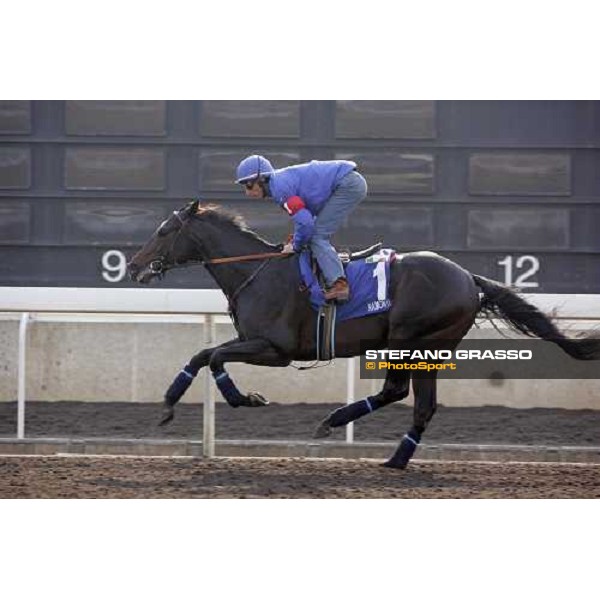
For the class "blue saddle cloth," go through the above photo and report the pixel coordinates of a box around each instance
[298,249,396,322]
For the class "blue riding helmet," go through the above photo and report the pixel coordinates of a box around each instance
[235,155,274,184]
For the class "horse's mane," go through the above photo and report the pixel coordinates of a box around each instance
[194,203,277,249]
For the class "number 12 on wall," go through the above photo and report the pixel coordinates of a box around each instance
[497,255,540,288]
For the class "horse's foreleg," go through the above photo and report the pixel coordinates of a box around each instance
[314,371,410,438]
[209,338,290,407]
[383,374,437,469]
[160,338,242,425]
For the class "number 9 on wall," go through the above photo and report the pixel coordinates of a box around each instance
[101,250,127,283]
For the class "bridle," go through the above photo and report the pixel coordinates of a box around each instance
[146,209,293,316]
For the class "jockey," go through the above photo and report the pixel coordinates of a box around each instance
[235,155,368,302]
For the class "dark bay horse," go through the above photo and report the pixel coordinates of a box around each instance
[128,200,600,469]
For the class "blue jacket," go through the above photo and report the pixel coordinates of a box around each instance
[268,159,357,251]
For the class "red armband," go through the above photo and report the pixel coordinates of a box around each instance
[283,196,306,216]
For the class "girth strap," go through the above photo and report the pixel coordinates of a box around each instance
[316,303,337,362]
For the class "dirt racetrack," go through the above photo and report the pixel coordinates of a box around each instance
[1,401,599,445]
[1,402,599,498]
[1,455,599,498]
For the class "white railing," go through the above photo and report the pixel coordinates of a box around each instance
[0,287,358,453]
[1,288,228,455]
[1,287,599,456]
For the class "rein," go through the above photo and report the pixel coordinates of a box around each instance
[149,244,293,274]
[151,209,292,272]
[148,215,295,327]
[206,251,292,265]
[206,252,291,332]
[152,247,294,329]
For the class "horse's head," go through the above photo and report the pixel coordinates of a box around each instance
[128,200,201,284]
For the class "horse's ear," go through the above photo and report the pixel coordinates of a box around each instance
[187,199,200,215]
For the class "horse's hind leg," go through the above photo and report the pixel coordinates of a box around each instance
[383,374,437,469]
[381,321,473,468]
[314,370,410,438]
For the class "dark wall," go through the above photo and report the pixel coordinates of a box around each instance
[1,100,599,291]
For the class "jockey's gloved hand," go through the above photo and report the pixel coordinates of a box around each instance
[281,242,295,254]
[276,234,294,252]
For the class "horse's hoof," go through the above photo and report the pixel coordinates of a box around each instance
[158,406,174,426]
[381,459,408,470]
[313,420,332,439]
[247,392,269,407]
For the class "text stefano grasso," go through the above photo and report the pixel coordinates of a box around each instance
[364,349,533,361]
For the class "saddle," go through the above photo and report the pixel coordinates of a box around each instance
[338,242,383,264]
[296,241,381,293]
[305,242,383,287]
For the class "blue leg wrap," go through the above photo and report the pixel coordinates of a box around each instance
[386,428,422,468]
[403,428,421,447]
[328,396,378,427]
[165,367,195,406]
[213,371,244,407]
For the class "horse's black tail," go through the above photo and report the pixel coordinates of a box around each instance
[472,273,600,361]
